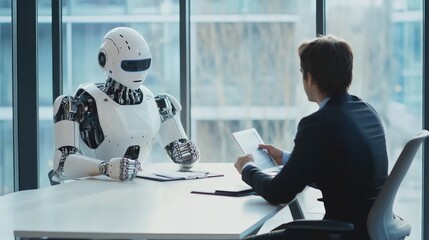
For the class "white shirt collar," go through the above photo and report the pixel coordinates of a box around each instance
[318,97,331,109]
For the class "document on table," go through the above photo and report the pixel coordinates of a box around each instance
[137,169,224,182]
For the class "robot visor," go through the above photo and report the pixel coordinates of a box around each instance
[121,58,151,72]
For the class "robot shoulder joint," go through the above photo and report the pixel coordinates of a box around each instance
[53,95,81,122]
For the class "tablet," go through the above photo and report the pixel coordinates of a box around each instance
[232,128,279,171]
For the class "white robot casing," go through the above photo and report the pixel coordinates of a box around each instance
[98,27,151,90]
[77,83,161,162]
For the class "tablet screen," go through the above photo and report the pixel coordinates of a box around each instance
[232,128,278,170]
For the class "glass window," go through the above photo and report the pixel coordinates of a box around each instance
[190,0,316,164]
[326,0,423,239]
[0,0,13,196]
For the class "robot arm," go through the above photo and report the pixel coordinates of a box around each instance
[52,95,140,183]
[155,93,200,169]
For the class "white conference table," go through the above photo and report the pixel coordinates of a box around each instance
[0,163,285,240]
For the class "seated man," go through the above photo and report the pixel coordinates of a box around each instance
[235,35,388,240]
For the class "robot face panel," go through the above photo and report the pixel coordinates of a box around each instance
[98,27,152,90]
[121,58,151,72]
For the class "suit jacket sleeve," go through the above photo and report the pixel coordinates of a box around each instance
[242,116,327,204]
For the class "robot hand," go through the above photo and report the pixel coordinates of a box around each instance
[99,157,141,181]
[165,139,200,169]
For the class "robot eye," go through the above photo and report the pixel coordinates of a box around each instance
[121,58,151,72]
[98,52,107,67]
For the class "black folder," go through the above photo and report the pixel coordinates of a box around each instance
[191,188,256,197]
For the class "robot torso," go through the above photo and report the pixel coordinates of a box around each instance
[77,83,161,162]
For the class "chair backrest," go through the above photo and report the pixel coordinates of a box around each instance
[367,130,429,240]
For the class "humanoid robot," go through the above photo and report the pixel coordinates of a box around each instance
[51,27,200,183]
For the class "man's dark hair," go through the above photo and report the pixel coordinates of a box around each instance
[298,35,353,97]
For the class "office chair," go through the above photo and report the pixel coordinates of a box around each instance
[367,129,429,239]
[273,129,429,240]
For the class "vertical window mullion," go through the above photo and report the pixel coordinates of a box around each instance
[316,0,325,35]
[52,0,63,101]
[180,0,191,135]
[12,0,39,191]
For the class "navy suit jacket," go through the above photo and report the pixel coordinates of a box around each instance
[242,93,388,240]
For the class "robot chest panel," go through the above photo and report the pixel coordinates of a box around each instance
[93,96,161,160]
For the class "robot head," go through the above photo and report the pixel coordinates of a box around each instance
[98,27,152,90]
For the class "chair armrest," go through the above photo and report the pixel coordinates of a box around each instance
[288,199,305,220]
[273,219,354,232]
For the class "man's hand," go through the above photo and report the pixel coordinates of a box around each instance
[258,144,283,165]
[234,154,254,175]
